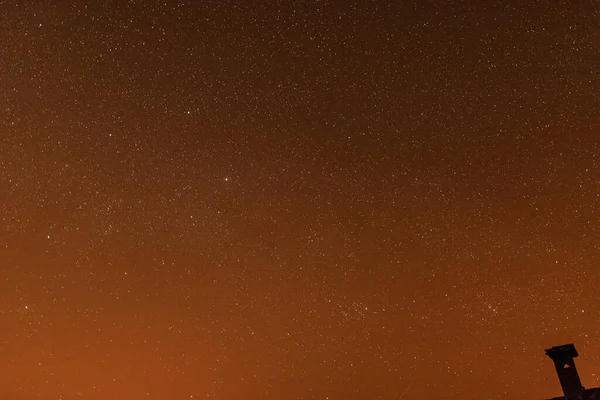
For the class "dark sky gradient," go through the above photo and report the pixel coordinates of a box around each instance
[1,1,599,399]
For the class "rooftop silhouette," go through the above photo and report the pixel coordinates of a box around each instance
[546,344,600,400]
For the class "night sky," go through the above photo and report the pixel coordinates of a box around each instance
[1,1,599,399]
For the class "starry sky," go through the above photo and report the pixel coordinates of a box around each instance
[1,1,599,399]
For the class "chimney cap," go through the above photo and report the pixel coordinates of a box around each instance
[545,344,579,359]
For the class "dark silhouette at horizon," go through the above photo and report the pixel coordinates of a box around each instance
[546,344,600,400]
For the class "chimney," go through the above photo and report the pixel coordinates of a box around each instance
[545,344,585,399]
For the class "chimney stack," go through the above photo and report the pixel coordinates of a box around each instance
[545,344,585,400]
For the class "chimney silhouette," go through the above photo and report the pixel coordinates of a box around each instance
[545,344,585,399]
